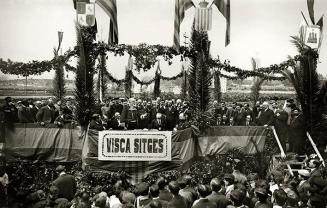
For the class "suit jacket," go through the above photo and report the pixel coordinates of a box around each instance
[207,192,230,208]
[108,118,125,130]
[257,109,274,126]
[159,189,173,202]
[192,198,216,208]
[145,198,168,208]
[52,173,77,201]
[36,105,56,123]
[151,119,167,131]
[18,106,34,123]
[168,195,187,208]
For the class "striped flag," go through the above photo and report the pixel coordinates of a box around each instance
[194,6,212,31]
[213,0,230,46]
[307,0,315,24]
[96,0,119,44]
[173,0,194,52]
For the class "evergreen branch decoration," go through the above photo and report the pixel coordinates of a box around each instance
[74,24,96,127]
[213,71,222,102]
[124,69,132,98]
[180,69,188,100]
[250,58,264,106]
[52,48,66,100]
[160,71,183,80]
[153,70,161,98]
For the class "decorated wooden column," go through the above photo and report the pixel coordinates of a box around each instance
[74,0,97,126]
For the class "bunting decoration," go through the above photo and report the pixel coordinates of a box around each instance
[173,0,194,52]
[213,0,231,46]
[97,0,119,44]
[194,1,212,31]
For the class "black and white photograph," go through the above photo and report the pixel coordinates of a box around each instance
[0,0,327,207]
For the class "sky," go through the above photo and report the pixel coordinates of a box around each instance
[0,0,326,80]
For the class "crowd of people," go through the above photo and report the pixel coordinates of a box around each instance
[0,96,305,154]
[1,154,326,208]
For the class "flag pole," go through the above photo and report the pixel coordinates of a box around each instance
[306,132,326,167]
[301,11,309,26]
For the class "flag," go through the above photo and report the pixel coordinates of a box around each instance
[76,1,96,27]
[213,0,230,46]
[96,0,119,44]
[194,6,212,31]
[316,15,324,51]
[173,0,194,52]
[307,0,315,24]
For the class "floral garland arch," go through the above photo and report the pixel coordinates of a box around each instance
[0,42,301,83]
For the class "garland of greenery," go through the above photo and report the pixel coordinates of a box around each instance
[102,69,125,85]
[131,73,156,86]
[0,42,301,82]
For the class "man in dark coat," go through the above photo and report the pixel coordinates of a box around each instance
[107,112,125,130]
[147,184,168,208]
[207,178,230,208]
[36,98,56,124]
[17,100,35,123]
[272,102,289,151]
[0,97,18,124]
[157,177,173,202]
[257,102,274,126]
[52,165,77,201]
[167,181,187,208]
[151,113,167,131]
[192,185,215,208]
[164,101,177,130]
[289,109,306,154]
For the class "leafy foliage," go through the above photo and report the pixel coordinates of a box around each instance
[283,35,327,148]
[250,58,264,107]
[213,71,222,102]
[52,48,66,100]
[74,24,96,126]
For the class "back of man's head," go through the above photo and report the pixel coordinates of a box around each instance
[197,184,211,198]
[156,177,167,190]
[168,181,180,195]
[150,184,160,198]
[182,175,192,186]
[210,178,222,192]
[273,189,287,206]
[149,200,162,208]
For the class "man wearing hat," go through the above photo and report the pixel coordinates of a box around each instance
[254,187,271,208]
[0,97,18,124]
[52,165,77,201]
[18,100,34,123]
[89,114,105,131]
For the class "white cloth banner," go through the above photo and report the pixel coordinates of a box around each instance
[98,131,172,161]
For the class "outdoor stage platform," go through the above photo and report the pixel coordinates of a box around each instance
[1,123,268,182]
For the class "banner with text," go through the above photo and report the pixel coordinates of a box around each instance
[98,131,172,161]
